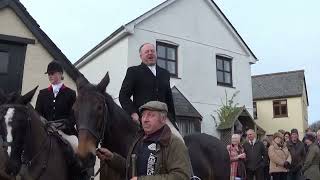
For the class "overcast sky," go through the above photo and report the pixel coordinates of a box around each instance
[20,0,319,124]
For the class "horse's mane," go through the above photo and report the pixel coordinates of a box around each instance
[81,83,138,135]
[78,83,139,156]
[102,91,139,156]
[104,92,138,132]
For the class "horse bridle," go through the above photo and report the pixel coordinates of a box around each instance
[77,92,108,145]
[0,104,30,148]
[0,104,53,179]
[76,93,109,180]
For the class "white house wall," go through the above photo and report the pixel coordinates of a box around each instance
[128,31,253,136]
[124,1,254,136]
[135,0,249,58]
[78,37,129,99]
[78,0,255,137]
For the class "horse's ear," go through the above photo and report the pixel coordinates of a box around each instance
[96,72,110,93]
[76,73,89,91]
[18,86,38,105]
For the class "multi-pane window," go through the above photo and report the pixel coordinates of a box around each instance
[273,100,288,118]
[253,102,257,119]
[156,42,178,76]
[216,55,232,86]
[177,119,196,137]
[0,51,9,74]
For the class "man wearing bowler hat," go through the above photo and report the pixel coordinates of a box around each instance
[35,60,76,134]
[35,61,89,179]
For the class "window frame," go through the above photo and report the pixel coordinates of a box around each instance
[216,55,233,87]
[0,50,9,75]
[176,118,201,137]
[156,41,178,77]
[273,99,288,118]
[253,101,257,119]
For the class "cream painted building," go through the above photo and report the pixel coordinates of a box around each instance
[0,0,78,104]
[252,70,309,139]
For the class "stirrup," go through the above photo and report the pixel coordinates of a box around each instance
[191,175,201,180]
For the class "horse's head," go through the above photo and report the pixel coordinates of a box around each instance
[0,87,37,175]
[74,73,110,161]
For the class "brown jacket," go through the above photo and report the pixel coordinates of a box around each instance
[268,141,292,173]
[107,125,191,180]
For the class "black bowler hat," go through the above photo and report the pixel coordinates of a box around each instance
[45,61,63,74]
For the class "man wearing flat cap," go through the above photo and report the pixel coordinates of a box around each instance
[35,60,76,134]
[97,101,191,180]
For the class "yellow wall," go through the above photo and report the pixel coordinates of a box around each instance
[255,97,306,139]
[0,8,76,104]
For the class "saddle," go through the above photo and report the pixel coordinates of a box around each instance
[42,118,78,151]
[41,118,91,180]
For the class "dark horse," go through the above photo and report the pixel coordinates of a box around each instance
[0,87,70,180]
[0,90,15,180]
[74,73,230,180]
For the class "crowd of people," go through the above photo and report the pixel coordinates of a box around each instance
[228,128,320,180]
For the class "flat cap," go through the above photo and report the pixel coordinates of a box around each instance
[139,101,168,113]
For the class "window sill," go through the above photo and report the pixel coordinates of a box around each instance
[217,83,235,89]
[273,116,288,119]
[170,75,181,79]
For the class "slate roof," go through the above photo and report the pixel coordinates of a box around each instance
[0,0,80,81]
[171,86,202,119]
[252,70,308,104]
